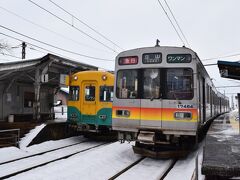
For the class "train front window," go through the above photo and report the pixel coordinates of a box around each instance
[116,70,138,99]
[143,69,160,99]
[69,86,79,101]
[85,86,95,101]
[100,86,113,102]
[164,68,193,100]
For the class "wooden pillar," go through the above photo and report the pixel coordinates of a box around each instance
[33,68,41,121]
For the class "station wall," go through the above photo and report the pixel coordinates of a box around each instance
[0,83,54,122]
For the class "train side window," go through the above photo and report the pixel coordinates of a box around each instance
[85,86,95,101]
[143,69,160,99]
[100,86,113,102]
[116,70,138,99]
[69,86,79,101]
[164,68,193,100]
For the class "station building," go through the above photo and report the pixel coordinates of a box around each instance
[0,54,97,122]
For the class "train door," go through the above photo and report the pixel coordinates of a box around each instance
[140,69,162,128]
[198,75,202,123]
[210,87,213,117]
[202,78,206,122]
[81,81,97,124]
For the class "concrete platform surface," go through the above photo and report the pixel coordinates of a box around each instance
[202,111,240,178]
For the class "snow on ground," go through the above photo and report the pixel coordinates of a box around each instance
[19,124,46,149]
[1,141,103,178]
[7,142,140,180]
[0,147,28,163]
[164,143,204,180]
[117,158,174,180]
[0,136,84,164]
[26,136,86,153]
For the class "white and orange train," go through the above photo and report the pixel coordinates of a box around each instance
[112,45,229,157]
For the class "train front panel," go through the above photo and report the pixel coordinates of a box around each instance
[112,46,199,143]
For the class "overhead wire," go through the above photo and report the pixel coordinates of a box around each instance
[156,0,186,46]
[202,53,240,61]
[48,0,123,51]
[0,25,114,61]
[0,6,115,54]
[0,32,113,70]
[0,52,21,59]
[27,0,118,53]
[163,0,190,48]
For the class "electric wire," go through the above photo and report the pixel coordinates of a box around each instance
[0,6,114,54]
[27,0,117,53]
[202,53,240,61]
[157,0,186,46]
[163,0,190,47]
[0,52,21,59]
[49,0,123,51]
[1,32,113,70]
[0,25,113,61]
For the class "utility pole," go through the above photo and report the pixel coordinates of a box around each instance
[22,42,26,59]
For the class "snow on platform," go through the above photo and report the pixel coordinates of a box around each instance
[8,142,140,180]
[202,111,240,178]
[19,124,46,149]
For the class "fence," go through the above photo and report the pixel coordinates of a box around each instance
[0,129,20,148]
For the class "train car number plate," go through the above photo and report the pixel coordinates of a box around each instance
[177,104,193,108]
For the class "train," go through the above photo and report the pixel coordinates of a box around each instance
[65,45,229,158]
[112,45,229,157]
[67,71,114,132]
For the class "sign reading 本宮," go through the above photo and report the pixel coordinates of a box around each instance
[142,53,162,64]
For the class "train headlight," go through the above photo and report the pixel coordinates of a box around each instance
[174,112,192,120]
[73,76,78,81]
[102,75,107,81]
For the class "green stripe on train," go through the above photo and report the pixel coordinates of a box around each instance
[67,106,112,126]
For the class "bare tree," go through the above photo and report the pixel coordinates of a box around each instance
[0,40,11,54]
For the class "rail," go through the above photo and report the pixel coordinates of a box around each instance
[0,129,20,148]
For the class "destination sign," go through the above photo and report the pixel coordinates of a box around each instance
[142,53,162,64]
[167,54,192,63]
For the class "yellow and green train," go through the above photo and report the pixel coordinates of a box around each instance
[67,71,114,132]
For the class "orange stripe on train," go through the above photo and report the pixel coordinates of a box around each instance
[112,106,198,121]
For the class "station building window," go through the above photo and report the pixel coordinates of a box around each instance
[24,92,34,108]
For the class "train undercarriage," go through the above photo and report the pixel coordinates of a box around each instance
[118,130,197,158]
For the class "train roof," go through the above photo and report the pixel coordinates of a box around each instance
[117,46,192,55]
[72,70,114,76]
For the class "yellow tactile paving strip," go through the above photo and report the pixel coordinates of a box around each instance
[229,110,239,131]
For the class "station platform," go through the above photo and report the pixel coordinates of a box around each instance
[202,110,240,179]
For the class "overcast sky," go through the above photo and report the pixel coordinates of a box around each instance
[0,0,239,104]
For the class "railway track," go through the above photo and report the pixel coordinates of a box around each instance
[109,157,177,180]
[0,139,88,165]
[0,141,110,179]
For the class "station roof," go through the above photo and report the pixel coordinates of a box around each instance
[0,53,98,86]
[217,60,240,80]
